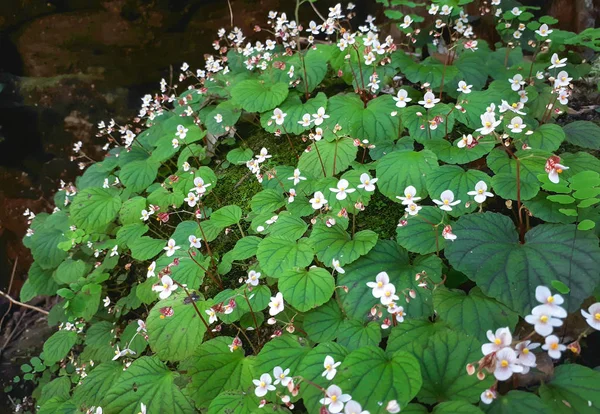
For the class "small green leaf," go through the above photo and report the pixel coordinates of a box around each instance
[210,205,243,228]
[297,137,358,178]
[578,219,596,231]
[226,148,253,165]
[43,330,78,365]
[71,188,122,233]
[255,334,311,375]
[550,280,570,294]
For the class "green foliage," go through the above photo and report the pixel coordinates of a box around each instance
[18,3,600,414]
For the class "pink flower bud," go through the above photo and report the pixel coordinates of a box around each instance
[466,363,476,375]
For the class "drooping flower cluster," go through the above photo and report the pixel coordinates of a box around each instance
[366,272,406,328]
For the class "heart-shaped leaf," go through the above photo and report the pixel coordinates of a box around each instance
[309,221,378,267]
[278,267,335,312]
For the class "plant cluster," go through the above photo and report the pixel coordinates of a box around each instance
[12,0,600,413]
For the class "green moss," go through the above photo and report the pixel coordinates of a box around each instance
[357,191,401,240]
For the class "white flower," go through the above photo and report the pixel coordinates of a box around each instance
[152,275,177,299]
[457,80,472,94]
[189,235,201,249]
[205,308,218,324]
[468,181,494,204]
[320,385,352,414]
[256,147,272,163]
[366,272,390,298]
[457,134,473,149]
[542,335,566,359]
[581,303,600,330]
[399,15,413,29]
[322,355,342,380]
[288,65,295,78]
[499,100,526,115]
[525,306,563,337]
[182,161,190,172]
[442,225,457,241]
[357,173,378,192]
[330,179,356,200]
[508,117,526,133]
[558,88,569,105]
[184,192,198,207]
[110,245,119,257]
[440,5,452,15]
[396,185,421,205]
[193,177,211,194]
[246,270,261,286]
[419,91,440,109]
[494,347,523,381]
[112,345,136,361]
[288,168,306,185]
[380,284,400,305]
[138,402,147,414]
[433,190,461,212]
[253,373,276,397]
[386,400,401,413]
[515,340,539,371]
[364,52,376,65]
[509,74,525,91]
[481,327,512,355]
[273,366,292,386]
[429,4,439,14]
[103,296,110,307]
[545,157,569,184]
[309,191,328,209]
[332,258,345,274]
[181,62,189,71]
[288,188,296,203]
[214,113,223,123]
[476,112,502,135]
[393,89,411,108]
[536,23,553,37]
[298,113,312,127]
[518,90,528,103]
[548,53,567,69]
[147,261,156,278]
[480,389,497,405]
[405,203,422,216]
[513,30,522,39]
[268,292,285,316]
[164,239,180,257]
[511,7,522,16]
[176,124,188,139]
[554,70,572,88]
[137,320,147,333]
[312,107,330,126]
[272,108,287,126]
[534,285,567,317]
[344,401,369,414]
[172,138,180,149]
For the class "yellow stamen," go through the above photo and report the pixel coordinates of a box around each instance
[494,338,502,345]
[547,296,554,303]
[523,348,529,354]
[550,343,558,350]
[501,360,509,367]
[594,313,600,321]
[540,315,549,323]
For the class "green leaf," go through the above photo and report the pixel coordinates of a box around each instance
[523,192,576,224]
[433,287,519,343]
[336,320,381,351]
[377,150,439,202]
[386,319,448,354]
[69,283,102,321]
[562,120,600,150]
[119,196,147,225]
[250,189,285,213]
[54,259,88,284]
[255,334,311,375]
[120,159,160,193]
[71,188,122,233]
[278,267,335,312]
[485,390,549,414]
[43,330,77,365]
[210,205,242,228]
[268,211,308,240]
[29,227,69,270]
[424,136,496,165]
[297,137,358,178]
[156,250,208,289]
[396,207,448,254]
[416,330,492,404]
[40,377,71,406]
[206,391,262,414]
[525,123,565,152]
[325,93,400,144]
[260,92,328,135]
[539,364,600,413]
[226,147,253,165]
[336,346,422,411]
[445,212,600,315]
[433,401,484,413]
[578,219,596,231]
[256,236,313,276]
[129,237,166,261]
[102,356,194,414]
[204,101,242,135]
[487,148,548,201]
[20,262,60,302]
[181,337,254,411]
[146,292,210,361]
[426,165,490,217]
[303,299,346,342]
[402,103,456,142]
[340,241,442,320]
[309,221,378,267]
[73,362,123,406]
[230,80,289,113]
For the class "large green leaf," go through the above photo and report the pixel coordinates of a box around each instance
[119,196,147,225]
[210,205,243,228]
[562,120,600,150]
[102,356,194,414]
[524,123,565,152]
[260,92,328,135]
[336,320,381,351]
[402,103,456,142]
[297,137,358,178]
[336,346,422,411]
[54,259,88,284]
[146,292,210,361]
[69,283,102,321]
[340,240,442,320]
[309,221,378,267]
[29,227,69,270]
[487,148,548,201]
[129,237,166,261]
[20,262,60,302]
[43,330,77,365]
[255,334,311,375]
[445,212,600,315]
[73,362,123,406]
[484,390,549,414]
[387,319,450,355]
[433,287,519,343]
[256,236,314,276]
[71,188,122,233]
[268,211,308,240]
[181,337,255,411]
[414,331,493,404]
[278,267,335,312]
[250,189,285,213]
[325,93,399,144]
[396,207,449,254]
[303,299,346,342]
[120,159,160,193]
[434,401,484,413]
[425,165,491,217]
[376,150,439,201]
[230,80,289,113]
[539,364,600,413]
[523,192,577,224]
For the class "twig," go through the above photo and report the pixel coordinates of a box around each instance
[0,257,18,329]
[0,290,49,315]
[227,0,234,27]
